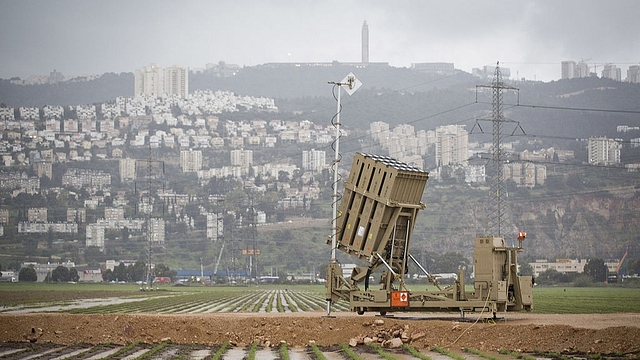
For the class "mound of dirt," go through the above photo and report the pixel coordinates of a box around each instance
[1,312,639,355]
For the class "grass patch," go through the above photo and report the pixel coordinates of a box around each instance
[211,342,229,360]
[498,349,537,360]
[309,342,328,360]
[107,340,141,358]
[136,341,169,359]
[403,344,432,360]
[4,283,639,315]
[464,347,500,360]
[246,341,259,360]
[531,287,640,313]
[368,343,399,360]
[339,343,363,360]
[433,346,465,360]
[280,342,290,360]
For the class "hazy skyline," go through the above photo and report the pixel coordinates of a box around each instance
[1,0,639,82]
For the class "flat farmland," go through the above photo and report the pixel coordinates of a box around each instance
[1,284,639,358]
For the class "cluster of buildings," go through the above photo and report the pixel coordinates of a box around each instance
[370,121,554,187]
[2,56,639,278]
[528,258,623,279]
[368,120,640,186]
[0,72,342,251]
[134,63,189,98]
[561,60,640,83]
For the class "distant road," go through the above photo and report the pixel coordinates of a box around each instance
[257,218,329,231]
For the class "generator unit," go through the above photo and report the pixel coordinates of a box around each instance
[326,153,532,317]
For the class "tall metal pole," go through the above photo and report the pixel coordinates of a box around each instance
[326,73,360,316]
[475,62,521,238]
[326,83,342,316]
[330,85,341,263]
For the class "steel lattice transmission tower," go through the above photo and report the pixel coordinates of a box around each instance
[475,62,523,237]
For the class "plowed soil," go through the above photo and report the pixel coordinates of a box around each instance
[1,312,639,355]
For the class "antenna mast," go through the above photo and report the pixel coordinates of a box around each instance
[326,72,361,315]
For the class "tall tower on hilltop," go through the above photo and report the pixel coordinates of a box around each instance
[362,21,369,64]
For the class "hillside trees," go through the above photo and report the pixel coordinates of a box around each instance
[583,258,608,283]
[101,261,148,283]
[628,258,640,276]
[18,266,37,282]
[50,266,80,282]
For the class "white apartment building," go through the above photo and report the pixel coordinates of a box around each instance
[28,208,48,222]
[588,137,621,165]
[148,218,165,244]
[575,61,590,78]
[134,63,164,96]
[67,208,86,223]
[45,119,60,132]
[86,223,105,249]
[530,259,587,278]
[62,169,111,190]
[0,107,15,121]
[561,61,576,79]
[369,121,390,143]
[627,65,640,84]
[18,222,78,234]
[180,149,203,172]
[76,105,97,121]
[302,149,326,172]
[19,107,39,121]
[119,158,137,181]
[562,60,591,79]
[435,125,468,166]
[230,149,253,167]
[465,164,486,183]
[134,63,189,98]
[63,119,79,132]
[601,64,621,81]
[164,65,189,98]
[43,105,64,119]
[503,163,547,187]
[104,207,125,220]
[96,218,144,232]
[206,213,223,241]
[0,209,9,224]
[33,161,52,180]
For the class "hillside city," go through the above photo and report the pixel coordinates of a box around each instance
[1,58,639,285]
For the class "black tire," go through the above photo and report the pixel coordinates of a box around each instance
[379,311,387,316]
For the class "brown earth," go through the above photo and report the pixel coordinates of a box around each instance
[1,312,639,355]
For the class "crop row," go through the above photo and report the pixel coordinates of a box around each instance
[0,341,582,360]
[59,288,350,314]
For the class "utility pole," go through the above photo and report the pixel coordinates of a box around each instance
[326,73,361,315]
[213,196,225,284]
[474,62,524,238]
[135,140,165,290]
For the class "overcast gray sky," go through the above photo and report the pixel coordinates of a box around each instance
[1,0,639,82]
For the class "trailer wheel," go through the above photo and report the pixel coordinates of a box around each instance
[379,311,387,316]
[357,309,365,315]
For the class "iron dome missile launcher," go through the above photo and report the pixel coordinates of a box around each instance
[326,153,532,317]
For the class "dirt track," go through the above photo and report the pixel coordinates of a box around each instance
[1,312,639,355]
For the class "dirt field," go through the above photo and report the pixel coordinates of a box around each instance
[1,312,639,355]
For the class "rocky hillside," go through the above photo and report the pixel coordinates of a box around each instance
[414,182,639,261]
